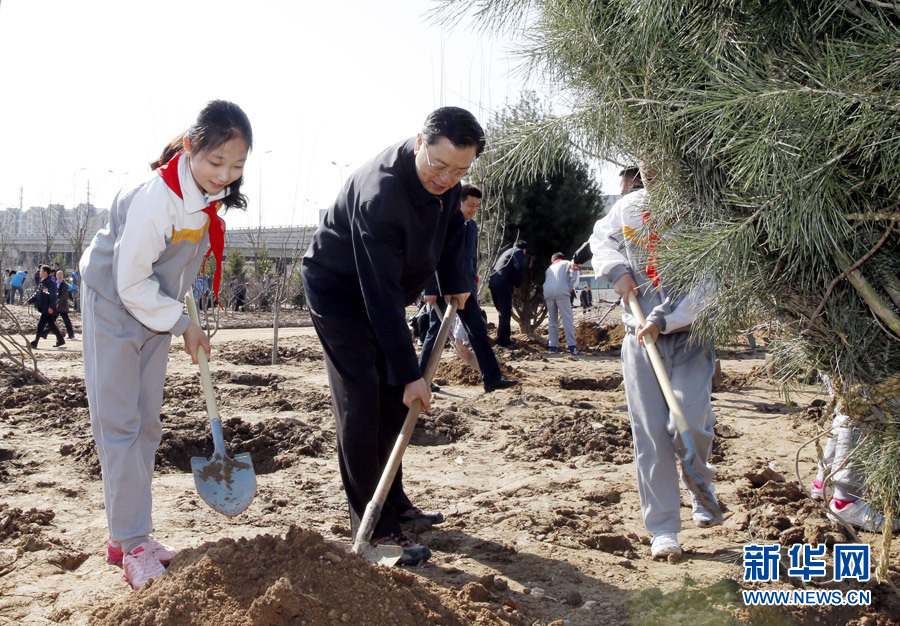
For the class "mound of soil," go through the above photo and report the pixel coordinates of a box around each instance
[507,410,633,463]
[0,503,55,543]
[735,465,835,545]
[558,373,623,392]
[499,336,547,361]
[412,408,470,446]
[71,414,334,477]
[713,365,765,392]
[218,339,323,366]
[93,526,512,626]
[434,359,520,386]
[1,377,89,428]
[575,321,625,352]
[157,415,334,474]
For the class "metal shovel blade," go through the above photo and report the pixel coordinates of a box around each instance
[191,451,257,517]
[355,543,404,567]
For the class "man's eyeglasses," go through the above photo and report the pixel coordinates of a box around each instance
[422,143,470,179]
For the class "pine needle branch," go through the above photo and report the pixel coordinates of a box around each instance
[812,220,897,319]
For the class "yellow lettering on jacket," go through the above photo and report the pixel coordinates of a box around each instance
[171,221,210,243]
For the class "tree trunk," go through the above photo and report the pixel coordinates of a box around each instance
[272,299,281,365]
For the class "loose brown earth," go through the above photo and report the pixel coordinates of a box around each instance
[0,307,898,625]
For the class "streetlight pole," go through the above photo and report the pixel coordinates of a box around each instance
[331,161,350,189]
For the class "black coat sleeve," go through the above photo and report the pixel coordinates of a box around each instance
[512,249,527,287]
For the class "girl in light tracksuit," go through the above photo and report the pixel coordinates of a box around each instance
[588,164,718,562]
[79,100,253,590]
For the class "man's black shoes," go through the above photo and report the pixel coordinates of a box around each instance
[484,378,518,393]
[399,507,445,529]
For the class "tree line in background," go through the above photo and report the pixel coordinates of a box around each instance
[472,92,605,334]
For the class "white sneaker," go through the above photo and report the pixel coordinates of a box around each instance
[827,499,900,533]
[108,535,178,566]
[122,544,166,590]
[651,532,682,560]
[691,491,722,528]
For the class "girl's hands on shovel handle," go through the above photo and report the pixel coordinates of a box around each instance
[183,320,211,365]
[614,274,659,344]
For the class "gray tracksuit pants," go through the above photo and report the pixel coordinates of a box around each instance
[82,284,172,553]
[546,296,576,349]
[622,330,717,535]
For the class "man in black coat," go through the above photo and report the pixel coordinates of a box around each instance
[302,107,482,566]
[28,265,65,348]
[53,271,75,339]
[418,184,517,393]
[488,240,527,347]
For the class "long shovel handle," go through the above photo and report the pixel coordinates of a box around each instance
[626,291,722,521]
[352,297,460,555]
[625,292,692,439]
[185,293,226,457]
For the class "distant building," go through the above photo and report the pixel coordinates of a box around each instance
[0,204,318,271]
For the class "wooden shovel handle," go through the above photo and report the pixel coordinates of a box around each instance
[185,293,226,455]
[352,297,459,554]
[625,291,691,437]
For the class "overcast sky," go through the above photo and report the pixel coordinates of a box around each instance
[0,0,619,228]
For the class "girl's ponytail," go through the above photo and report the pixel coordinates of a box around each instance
[150,132,188,171]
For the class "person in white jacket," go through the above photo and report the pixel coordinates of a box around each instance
[79,100,252,589]
[588,162,718,562]
[543,252,580,354]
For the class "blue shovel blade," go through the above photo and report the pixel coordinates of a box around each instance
[191,452,256,517]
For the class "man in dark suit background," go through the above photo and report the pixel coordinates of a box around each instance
[28,265,65,348]
[54,271,75,339]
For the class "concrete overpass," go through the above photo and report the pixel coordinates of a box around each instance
[4,220,319,269]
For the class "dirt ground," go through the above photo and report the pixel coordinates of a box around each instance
[1,305,898,625]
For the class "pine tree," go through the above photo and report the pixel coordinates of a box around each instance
[436,1,900,540]
[473,93,603,334]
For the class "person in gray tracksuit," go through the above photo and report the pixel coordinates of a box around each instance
[588,164,718,560]
[79,100,252,589]
[543,252,580,354]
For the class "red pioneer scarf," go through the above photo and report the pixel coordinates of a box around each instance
[157,151,225,306]
[642,211,660,287]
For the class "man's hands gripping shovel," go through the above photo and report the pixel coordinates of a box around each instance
[621,283,723,526]
[351,296,462,566]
